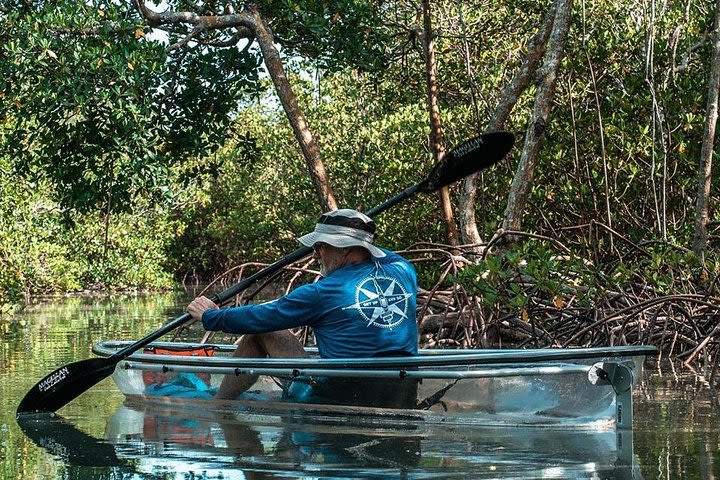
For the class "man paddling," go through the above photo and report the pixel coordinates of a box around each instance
[187,209,419,405]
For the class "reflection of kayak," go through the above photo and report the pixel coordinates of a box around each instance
[106,403,424,471]
[15,406,643,478]
[94,341,656,429]
[104,403,644,479]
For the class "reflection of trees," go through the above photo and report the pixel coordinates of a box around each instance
[2,292,190,480]
[4,292,188,374]
[635,367,720,478]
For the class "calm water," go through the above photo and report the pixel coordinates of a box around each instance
[1,292,719,479]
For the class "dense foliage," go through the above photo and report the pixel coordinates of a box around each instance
[166,73,446,278]
[0,153,175,311]
[1,0,719,311]
[1,2,256,219]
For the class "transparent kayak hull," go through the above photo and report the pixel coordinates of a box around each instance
[93,341,656,429]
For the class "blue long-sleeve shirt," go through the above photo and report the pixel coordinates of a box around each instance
[202,249,418,358]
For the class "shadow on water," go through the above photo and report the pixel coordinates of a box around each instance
[17,402,644,479]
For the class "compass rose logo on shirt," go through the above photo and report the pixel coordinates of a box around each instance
[343,274,412,329]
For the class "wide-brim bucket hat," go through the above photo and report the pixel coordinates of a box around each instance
[298,209,386,258]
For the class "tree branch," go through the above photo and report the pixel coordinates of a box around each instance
[693,0,720,259]
[502,0,573,232]
[133,0,254,34]
[167,26,204,51]
[200,31,251,48]
[674,37,709,74]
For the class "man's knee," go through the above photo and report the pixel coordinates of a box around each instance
[244,330,294,345]
[238,331,307,358]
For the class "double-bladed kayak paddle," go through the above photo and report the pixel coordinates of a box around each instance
[16,131,514,415]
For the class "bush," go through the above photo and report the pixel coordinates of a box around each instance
[0,155,174,310]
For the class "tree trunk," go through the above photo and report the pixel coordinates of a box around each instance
[249,6,337,211]
[423,0,459,246]
[693,0,720,260]
[458,4,556,246]
[134,2,338,212]
[502,0,573,232]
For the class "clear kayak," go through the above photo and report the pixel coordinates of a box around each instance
[93,341,656,429]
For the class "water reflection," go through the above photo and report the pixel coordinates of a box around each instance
[18,414,121,467]
[17,402,643,479]
[107,404,424,478]
[5,294,720,479]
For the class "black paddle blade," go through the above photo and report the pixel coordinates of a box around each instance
[422,131,515,193]
[17,357,118,415]
[17,414,122,466]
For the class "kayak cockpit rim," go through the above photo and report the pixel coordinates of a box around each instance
[93,340,657,369]
[118,361,593,379]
